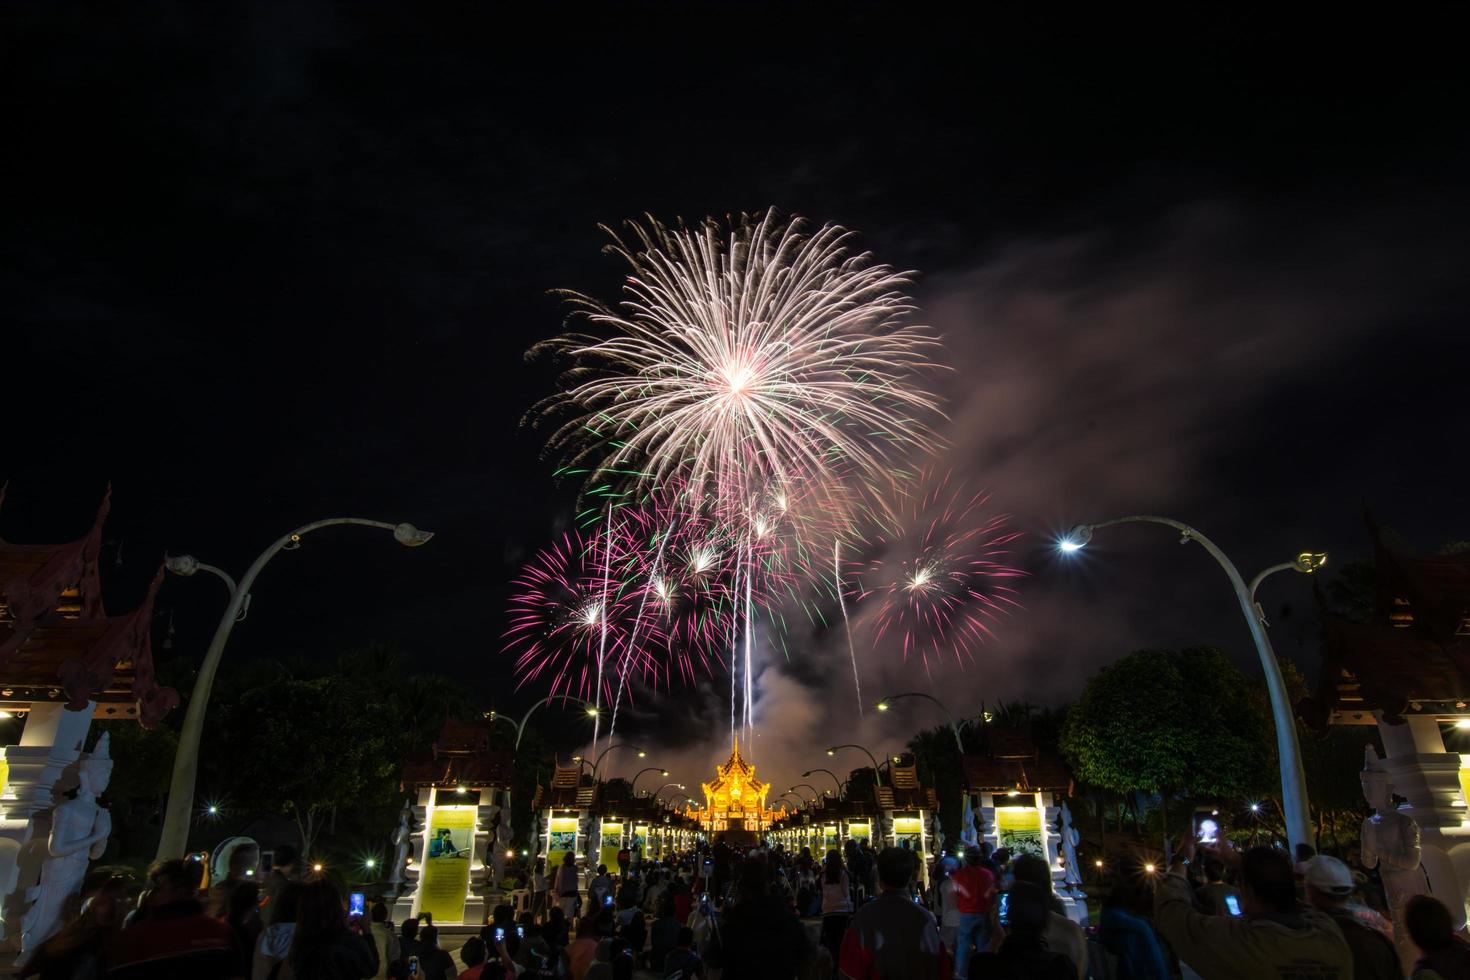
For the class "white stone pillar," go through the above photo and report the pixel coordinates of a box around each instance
[1376,714,1470,934]
[0,704,95,949]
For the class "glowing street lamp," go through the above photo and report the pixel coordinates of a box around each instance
[157,517,433,860]
[827,744,885,786]
[485,696,600,751]
[1057,516,1324,852]
[631,767,670,795]
[875,692,967,753]
[591,743,644,781]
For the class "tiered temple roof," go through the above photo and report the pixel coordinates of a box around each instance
[400,717,516,789]
[0,487,178,727]
[962,728,1073,794]
[700,739,775,831]
[1300,519,1470,731]
[876,757,940,811]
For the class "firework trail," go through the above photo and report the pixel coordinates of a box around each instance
[834,537,863,715]
[850,472,1025,672]
[605,512,672,749]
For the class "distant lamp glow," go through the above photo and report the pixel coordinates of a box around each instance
[312,863,324,873]
[456,786,468,795]
[661,770,670,777]
[875,701,890,712]
[638,751,647,758]
[207,805,219,815]
[1057,524,1093,553]
[1144,863,1156,874]
[1250,803,1261,813]
[364,858,377,869]
[826,749,836,756]
[506,849,515,859]
[1455,720,1470,731]
[585,707,600,717]
[1094,859,1104,868]
[0,710,13,720]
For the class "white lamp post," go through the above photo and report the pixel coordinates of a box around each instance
[156,518,433,860]
[1058,515,1324,852]
[875,692,967,753]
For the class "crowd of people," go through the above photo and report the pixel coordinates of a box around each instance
[16,832,1470,979]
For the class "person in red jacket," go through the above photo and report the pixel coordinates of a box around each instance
[947,846,996,979]
[107,858,241,979]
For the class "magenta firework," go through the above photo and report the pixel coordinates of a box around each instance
[850,473,1025,671]
[503,524,662,702]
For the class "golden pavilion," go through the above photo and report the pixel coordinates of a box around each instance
[700,739,779,833]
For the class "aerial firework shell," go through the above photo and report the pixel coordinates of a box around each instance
[849,473,1025,671]
[528,210,946,528]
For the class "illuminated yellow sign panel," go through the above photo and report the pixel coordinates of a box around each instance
[997,807,1044,858]
[420,804,475,923]
[548,816,578,870]
[599,821,624,870]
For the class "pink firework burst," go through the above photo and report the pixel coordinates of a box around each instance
[850,472,1025,670]
[503,524,665,702]
[617,504,735,686]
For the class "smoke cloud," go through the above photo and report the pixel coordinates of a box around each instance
[600,198,1466,796]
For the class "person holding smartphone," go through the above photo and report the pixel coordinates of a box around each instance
[412,924,456,980]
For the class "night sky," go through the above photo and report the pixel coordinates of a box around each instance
[5,5,1469,783]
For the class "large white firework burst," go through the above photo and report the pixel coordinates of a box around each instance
[528,210,945,521]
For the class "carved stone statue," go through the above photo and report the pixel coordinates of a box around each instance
[1360,745,1429,971]
[387,803,412,896]
[20,734,113,955]
[492,822,512,887]
[1059,801,1084,891]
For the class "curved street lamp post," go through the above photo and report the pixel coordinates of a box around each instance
[630,767,670,795]
[487,697,599,751]
[591,743,645,781]
[157,518,433,860]
[827,743,885,787]
[1058,515,1325,852]
[876,692,967,754]
[803,769,844,797]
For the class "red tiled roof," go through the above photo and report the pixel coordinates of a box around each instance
[401,750,515,789]
[962,754,1072,793]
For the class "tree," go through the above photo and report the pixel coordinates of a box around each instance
[907,725,964,844]
[221,676,402,856]
[1060,648,1270,840]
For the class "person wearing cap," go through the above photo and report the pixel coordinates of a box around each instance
[1304,855,1400,980]
[1154,838,1351,980]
